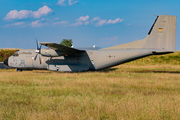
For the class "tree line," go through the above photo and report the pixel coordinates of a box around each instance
[0,49,19,62]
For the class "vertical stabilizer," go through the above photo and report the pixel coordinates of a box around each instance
[144,15,176,51]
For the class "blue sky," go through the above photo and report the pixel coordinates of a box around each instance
[0,0,180,50]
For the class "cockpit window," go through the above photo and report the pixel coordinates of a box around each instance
[13,51,19,56]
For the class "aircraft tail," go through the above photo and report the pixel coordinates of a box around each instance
[144,15,176,51]
[103,15,177,52]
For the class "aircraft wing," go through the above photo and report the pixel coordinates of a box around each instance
[40,42,84,52]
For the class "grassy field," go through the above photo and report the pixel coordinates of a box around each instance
[127,51,180,65]
[0,64,180,119]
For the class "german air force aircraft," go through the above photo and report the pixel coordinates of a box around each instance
[4,15,176,72]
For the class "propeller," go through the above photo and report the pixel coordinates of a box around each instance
[34,39,42,64]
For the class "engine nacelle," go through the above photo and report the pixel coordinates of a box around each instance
[40,49,67,57]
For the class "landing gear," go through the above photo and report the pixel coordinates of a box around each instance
[17,69,22,72]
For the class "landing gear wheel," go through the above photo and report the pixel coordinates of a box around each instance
[17,69,22,72]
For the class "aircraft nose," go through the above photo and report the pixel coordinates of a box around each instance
[4,58,9,66]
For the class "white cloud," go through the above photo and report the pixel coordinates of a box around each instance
[4,10,30,20]
[4,5,53,20]
[31,6,53,18]
[31,18,49,27]
[94,18,124,26]
[69,15,90,26]
[3,22,26,28]
[68,0,79,6]
[95,19,107,26]
[76,15,89,22]
[91,17,101,22]
[57,0,78,6]
[52,21,68,25]
[11,22,25,26]
[57,0,66,6]
[84,21,90,25]
[107,18,124,24]
[69,22,83,26]
[31,20,42,27]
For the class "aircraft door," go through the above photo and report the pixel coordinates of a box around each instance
[19,60,25,68]
[25,57,33,68]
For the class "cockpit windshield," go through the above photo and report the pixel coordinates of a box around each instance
[13,51,19,57]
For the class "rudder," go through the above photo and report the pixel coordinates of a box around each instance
[144,15,176,51]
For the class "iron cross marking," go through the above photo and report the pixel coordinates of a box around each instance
[108,55,115,58]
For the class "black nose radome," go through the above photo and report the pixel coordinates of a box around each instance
[4,58,9,66]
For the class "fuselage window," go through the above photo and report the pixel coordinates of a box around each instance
[13,51,19,57]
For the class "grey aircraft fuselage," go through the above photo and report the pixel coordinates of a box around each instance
[4,15,177,72]
[5,48,173,72]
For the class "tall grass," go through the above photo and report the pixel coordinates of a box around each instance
[127,51,180,65]
[0,50,180,119]
[0,65,180,119]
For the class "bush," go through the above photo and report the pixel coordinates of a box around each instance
[0,49,19,62]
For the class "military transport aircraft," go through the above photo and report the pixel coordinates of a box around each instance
[4,15,176,72]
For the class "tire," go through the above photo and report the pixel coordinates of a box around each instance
[17,69,22,72]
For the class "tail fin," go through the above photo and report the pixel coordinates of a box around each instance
[103,15,177,52]
[144,15,176,51]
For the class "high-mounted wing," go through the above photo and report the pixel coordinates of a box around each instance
[40,42,84,52]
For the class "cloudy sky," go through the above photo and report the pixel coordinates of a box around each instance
[0,0,180,49]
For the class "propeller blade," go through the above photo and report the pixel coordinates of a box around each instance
[39,44,42,54]
[39,54,42,64]
[36,38,39,50]
[34,53,38,61]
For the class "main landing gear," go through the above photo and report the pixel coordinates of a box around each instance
[17,69,22,72]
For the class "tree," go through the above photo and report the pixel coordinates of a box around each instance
[60,39,73,47]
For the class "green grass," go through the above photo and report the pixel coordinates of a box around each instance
[127,51,180,65]
[0,65,180,119]
[0,51,180,119]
